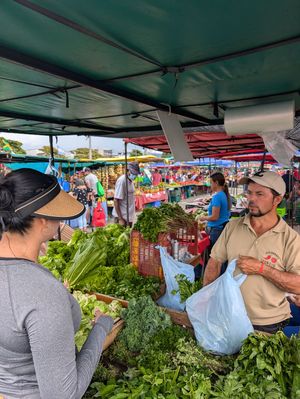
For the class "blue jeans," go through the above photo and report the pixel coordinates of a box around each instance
[208,226,224,247]
[283,303,300,337]
[77,210,87,229]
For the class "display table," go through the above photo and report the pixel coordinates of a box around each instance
[135,191,168,210]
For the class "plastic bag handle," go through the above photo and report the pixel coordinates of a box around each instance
[226,259,247,287]
[234,273,247,287]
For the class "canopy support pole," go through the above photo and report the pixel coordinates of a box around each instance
[290,160,295,228]
[124,141,130,226]
[49,135,54,167]
[259,150,267,172]
[49,135,61,240]
[235,161,238,196]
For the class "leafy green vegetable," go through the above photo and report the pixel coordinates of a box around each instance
[39,240,73,279]
[119,296,172,352]
[171,273,203,302]
[134,208,168,242]
[78,264,161,300]
[41,225,131,287]
[105,226,130,266]
[73,291,122,350]
[85,322,300,398]
[134,203,195,242]
[213,332,298,398]
[290,333,300,399]
[65,232,108,288]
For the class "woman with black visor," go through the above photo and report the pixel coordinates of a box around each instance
[0,169,113,399]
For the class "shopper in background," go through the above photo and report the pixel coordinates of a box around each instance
[83,167,103,223]
[200,172,231,249]
[152,168,162,186]
[0,168,113,399]
[204,171,300,334]
[72,179,93,231]
[113,162,140,227]
[83,167,99,196]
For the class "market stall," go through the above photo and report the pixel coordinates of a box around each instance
[135,189,168,210]
[0,2,300,397]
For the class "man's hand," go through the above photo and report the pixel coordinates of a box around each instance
[119,218,126,226]
[289,294,300,307]
[237,255,261,275]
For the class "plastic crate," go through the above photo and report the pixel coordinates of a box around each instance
[130,230,171,279]
[130,222,199,279]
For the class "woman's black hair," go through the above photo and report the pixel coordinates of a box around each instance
[210,172,231,210]
[0,168,54,240]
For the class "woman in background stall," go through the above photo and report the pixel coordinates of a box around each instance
[200,171,231,252]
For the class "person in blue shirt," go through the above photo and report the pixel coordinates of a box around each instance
[200,172,231,248]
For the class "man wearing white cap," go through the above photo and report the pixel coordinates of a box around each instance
[204,171,300,334]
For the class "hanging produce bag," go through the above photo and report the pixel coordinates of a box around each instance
[91,201,106,227]
[156,247,195,311]
[186,259,253,355]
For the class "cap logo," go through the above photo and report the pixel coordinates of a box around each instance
[253,171,264,177]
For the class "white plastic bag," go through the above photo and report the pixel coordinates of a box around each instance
[186,259,253,355]
[156,247,195,311]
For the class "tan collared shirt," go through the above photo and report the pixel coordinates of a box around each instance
[210,215,300,325]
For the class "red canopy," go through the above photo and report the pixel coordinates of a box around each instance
[222,153,276,162]
[126,132,265,158]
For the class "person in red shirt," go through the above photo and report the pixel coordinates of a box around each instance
[152,169,162,186]
[293,167,300,181]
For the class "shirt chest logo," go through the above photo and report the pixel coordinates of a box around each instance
[263,252,280,268]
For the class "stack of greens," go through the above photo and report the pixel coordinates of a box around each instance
[72,291,122,350]
[134,203,195,242]
[77,264,161,300]
[83,296,300,399]
[83,296,233,399]
[39,226,160,299]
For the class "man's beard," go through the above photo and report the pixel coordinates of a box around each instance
[248,205,273,217]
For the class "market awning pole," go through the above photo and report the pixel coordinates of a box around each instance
[290,160,295,228]
[124,140,130,226]
[49,135,61,240]
[259,150,267,172]
[235,161,238,196]
[49,135,54,167]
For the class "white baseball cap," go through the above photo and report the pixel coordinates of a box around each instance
[239,171,286,196]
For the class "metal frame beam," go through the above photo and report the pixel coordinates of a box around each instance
[0,109,117,132]
[0,45,212,125]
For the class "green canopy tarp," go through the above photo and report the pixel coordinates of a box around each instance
[0,0,299,140]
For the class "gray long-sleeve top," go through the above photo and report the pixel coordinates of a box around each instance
[0,258,113,399]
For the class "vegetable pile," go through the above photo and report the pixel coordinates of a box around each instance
[77,264,161,300]
[172,274,203,303]
[40,226,160,299]
[72,291,122,350]
[134,203,195,242]
[83,296,300,399]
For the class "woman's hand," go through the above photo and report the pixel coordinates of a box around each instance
[92,309,106,325]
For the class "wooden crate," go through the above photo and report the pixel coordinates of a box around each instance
[93,291,192,329]
[163,307,192,328]
[91,293,125,350]
[59,223,74,242]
